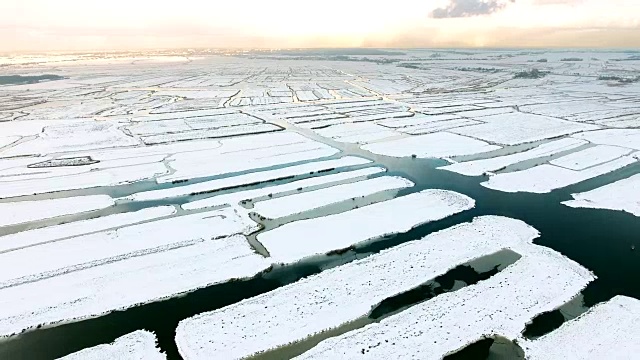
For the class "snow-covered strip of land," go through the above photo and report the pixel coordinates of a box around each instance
[376,114,460,128]
[399,119,481,135]
[297,118,352,130]
[258,190,475,264]
[571,129,640,150]
[362,132,501,159]
[0,136,19,148]
[0,206,176,253]
[0,195,115,228]
[594,116,640,129]
[253,176,414,219]
[157,132,339,183]
[153,89,236,99]
[549,145,632,170]
[314,123,399,144]
[286,113,347,124]
[149,101,230,115]
[140,108,238,120]
[482,155,638,193]
[449,113,599,146]
[127,119,191,135]
[0,154,166,183]
[420,105,485,115]
[519,101,616,120]
[0,207,260,288]
[520,296,640,360]
[562,174,640,217]
[323,99,387,111]
[182,167,386,211]
[1,122,140,157]
[140,124,282,145]
[0,162,168,199]
[0,229,270,337]
[332,130,400,144]
[440,138,589,176]
[175,216,543,360]
[296,236,594,359]
[129,157,370,202]
[348,112,414,123]
[186,114,263,130]
[455,107,514,118]
[58,330,166,360]
[342,105,409,117]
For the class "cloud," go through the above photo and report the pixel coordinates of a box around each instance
[431,0,515,18]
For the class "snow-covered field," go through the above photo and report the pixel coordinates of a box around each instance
[176,216,593,360]
[296,237,593,360]
[0,50,638,358]
[257,189,475,264]
[520,296,640,360]
[252,175,414,219]
[58,331,166,360]
[0,208,271,337]
[0,195,114,227]
[562,174,640,217]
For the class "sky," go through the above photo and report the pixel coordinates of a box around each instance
[1,0,639,52]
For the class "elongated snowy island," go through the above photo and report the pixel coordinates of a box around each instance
[0,207,271,338]
[256,189,475,264]
[175,216,594,360]
[520,296,640,360]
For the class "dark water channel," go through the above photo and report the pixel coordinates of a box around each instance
[0,125,638,359]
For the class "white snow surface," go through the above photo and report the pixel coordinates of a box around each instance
[0,162,168,199]
[58,330,166,360]
[362,132,501,159]
[0,154,165,183]
[376,114,460,128]
[549,145,632,170]
[0,195,115,228]
[158,132,339,183]
[2,122,140,157]
[128,157,370,202]
[0,206,177,253]
[521,296,640,360]
[0,207,260,288]
[141,124,282,145]
[400,119,481,135]
[175,216,538,360]
[253,176,414,218]
[449,112,599,146]
[440,138,588,176]
[175,216,593,360]
[182,167,386,211]
[0,136,19,148]
[0,209,270,337]
[296,236,594,359]
[482,155,638,193]
[562,174,640,216]
[314,123,399,144]
[257,189,475,264]
[572,129,640,150]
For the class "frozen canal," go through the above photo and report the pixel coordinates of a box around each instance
[0,49,639,359]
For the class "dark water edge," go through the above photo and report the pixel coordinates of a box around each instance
[250,250,522,360]
[0,75,65,85]
[369,249,522,320]
[443,336,525,360]
[0,145,638,358]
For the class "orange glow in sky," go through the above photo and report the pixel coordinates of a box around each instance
[2,0,639,51]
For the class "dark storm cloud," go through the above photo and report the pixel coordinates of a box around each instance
[431,0,515,18]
